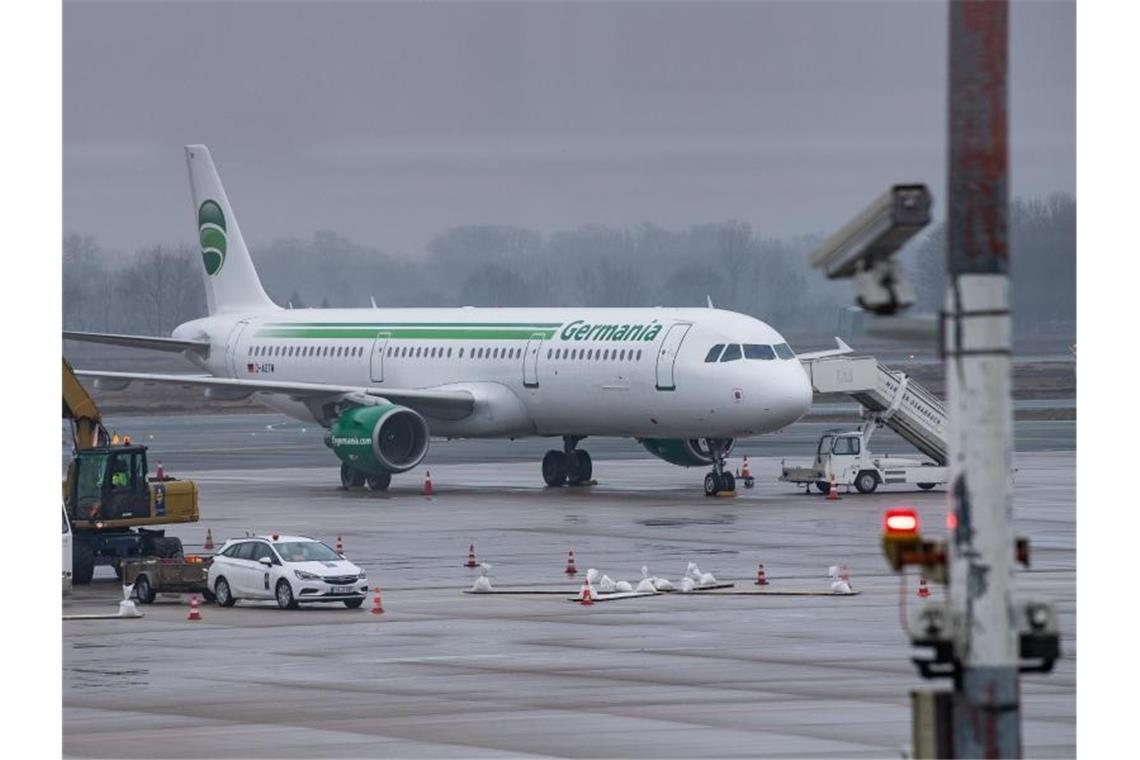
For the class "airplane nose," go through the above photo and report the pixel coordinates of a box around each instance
[768,364,813,429]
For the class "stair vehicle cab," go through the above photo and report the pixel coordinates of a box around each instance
[780,420,947,494]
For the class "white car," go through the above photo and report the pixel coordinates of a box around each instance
[208,535,369,609]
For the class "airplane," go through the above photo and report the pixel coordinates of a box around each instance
[66,145,850,496]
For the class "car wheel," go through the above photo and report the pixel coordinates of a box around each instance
[854,471,879,494]
[214,577,236,607]
[275,579,299,610]
[918,482,937,490]
[134,574,156,604]
[343,597,365,609]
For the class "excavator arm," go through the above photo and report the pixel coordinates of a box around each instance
[63,357,109,450]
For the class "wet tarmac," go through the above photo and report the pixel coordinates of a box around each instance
[63,449,1075,758]
[64,412,1076,474]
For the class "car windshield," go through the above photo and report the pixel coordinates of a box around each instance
[274,541,340,563]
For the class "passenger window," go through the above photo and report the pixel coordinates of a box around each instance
[637,350,642,360]
[744,344,776,360]
[233,542,257,560]
[705,345,725,362]
[720,344,742,362]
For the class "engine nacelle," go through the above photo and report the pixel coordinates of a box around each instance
[640,438,735,467]
[327,404,430,475]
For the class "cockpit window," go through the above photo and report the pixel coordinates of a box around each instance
[705,345,725,363]
[720,344,742,362]
[774,343,796,360]
[743,344,776,360]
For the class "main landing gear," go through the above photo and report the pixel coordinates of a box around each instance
[542,436,593,487]
[703,438,736,497]
[340,463,391,491]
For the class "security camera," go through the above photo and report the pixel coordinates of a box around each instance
[810,184,931,316]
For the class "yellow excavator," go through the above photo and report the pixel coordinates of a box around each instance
[63,357,199,584]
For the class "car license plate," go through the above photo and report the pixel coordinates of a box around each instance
[332,585,353,594]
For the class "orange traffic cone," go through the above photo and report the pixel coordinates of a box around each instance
[565,549,578,576]
[335,536,344,555]
[156,461,166,480]
[741,457,752,479]
[465,544,478,568]
[827,474,841,501]
[840,564,852,589]
[578,582,594,606]
[917,575,931,598]
[371,587,385,615]
[203,529,215,551]
[423,471,433,496]
[187,595,202,621]
[755,562,768,586]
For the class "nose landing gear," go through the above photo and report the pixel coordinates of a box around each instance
[702,438,736,496]
[542,436,593,487]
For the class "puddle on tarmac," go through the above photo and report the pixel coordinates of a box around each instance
[68,667,149,689]
[637,514,738,528]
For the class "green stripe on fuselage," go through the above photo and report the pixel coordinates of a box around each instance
[255,327,557,340]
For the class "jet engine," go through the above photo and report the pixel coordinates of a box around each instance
[326,404,430,475]
[640,438,735,467]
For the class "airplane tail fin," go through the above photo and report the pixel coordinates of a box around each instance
[185,145,278,315]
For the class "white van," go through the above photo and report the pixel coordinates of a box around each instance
[62,504,73,594]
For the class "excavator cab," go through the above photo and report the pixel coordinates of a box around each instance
[71,445,150,522]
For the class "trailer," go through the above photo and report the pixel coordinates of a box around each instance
[123,555,214,604]
[780,420,947,494]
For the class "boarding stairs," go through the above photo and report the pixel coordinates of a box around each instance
[803,355,947,465]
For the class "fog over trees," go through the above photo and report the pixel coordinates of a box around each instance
[62,194,1075,340]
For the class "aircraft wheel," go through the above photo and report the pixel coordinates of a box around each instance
[573,450,593,483]
[720,471,736,493]
[341,463,366,489]
[366,472,391,491]
[543,449,568,487]
[918,482,937,490]
[704,472,720,497]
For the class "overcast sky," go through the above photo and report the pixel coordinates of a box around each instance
[64,0,1074,256]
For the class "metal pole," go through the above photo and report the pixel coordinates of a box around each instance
[945,1,1020,756]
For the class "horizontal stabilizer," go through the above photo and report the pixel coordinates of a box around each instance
[63,331,211,355]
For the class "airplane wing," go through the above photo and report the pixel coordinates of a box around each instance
[797,337,854,362]
[73,370,475,421]
[64,331,211,355]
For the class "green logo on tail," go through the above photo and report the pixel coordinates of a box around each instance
[198,200,227,275]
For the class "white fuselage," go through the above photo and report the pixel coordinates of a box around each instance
[173,306,812,440]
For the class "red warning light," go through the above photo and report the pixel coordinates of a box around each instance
[883,508,920,536]
[947,511,958,530]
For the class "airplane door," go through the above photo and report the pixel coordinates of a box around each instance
[523,333,544,388]
[225,320,251,378]
[370,332,390,382]
[655,323,692,391]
